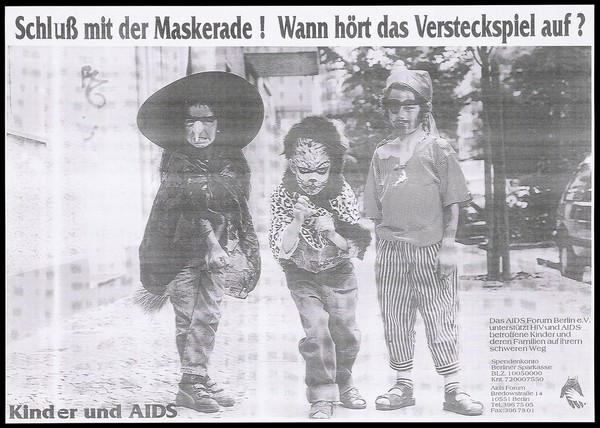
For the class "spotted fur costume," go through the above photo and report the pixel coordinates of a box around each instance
[269,172,371,272]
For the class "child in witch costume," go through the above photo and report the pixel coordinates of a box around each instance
[268,116,371,419]
[136,72,264,413]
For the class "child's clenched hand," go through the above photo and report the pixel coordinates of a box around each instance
[293,195,317,222]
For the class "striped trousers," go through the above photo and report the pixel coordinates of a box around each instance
[375,240,460,376]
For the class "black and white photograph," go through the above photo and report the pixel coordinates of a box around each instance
[5,5,594,423]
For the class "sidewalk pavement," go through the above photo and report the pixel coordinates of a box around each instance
[6,244,593,422]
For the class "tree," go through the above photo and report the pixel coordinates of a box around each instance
[472,47,510,280]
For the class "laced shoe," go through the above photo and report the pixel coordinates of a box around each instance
[202,375,235,407]
[176,381,219,413]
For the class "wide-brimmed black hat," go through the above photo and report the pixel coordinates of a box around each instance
[137,71,264,149]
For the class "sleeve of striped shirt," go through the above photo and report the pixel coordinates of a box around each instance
[363,153,383,220]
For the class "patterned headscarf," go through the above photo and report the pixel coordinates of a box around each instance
[385,68,439,137]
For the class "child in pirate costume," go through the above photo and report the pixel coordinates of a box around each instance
[269,116,371,419]
[363,68,483,416]
[136,72,264,413]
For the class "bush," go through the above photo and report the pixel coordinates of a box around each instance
[507,184,555,244]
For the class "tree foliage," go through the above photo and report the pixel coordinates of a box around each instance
[502,46,592,174]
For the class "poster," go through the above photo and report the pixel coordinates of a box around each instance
[5,5,594,423]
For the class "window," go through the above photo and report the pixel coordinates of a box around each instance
[7,46,49,142]
[71,282,84,290]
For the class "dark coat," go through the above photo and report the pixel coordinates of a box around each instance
[139,145,260,296]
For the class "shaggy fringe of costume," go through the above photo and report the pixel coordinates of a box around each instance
[133,287,170,315]
[336,220,373,260]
